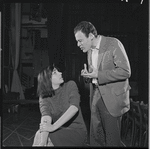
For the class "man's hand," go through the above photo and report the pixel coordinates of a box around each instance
[82,65,98,78]
[81,63,88,76]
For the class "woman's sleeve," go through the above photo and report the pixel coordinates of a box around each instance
[68,81,80,109]
[39,97,51,117]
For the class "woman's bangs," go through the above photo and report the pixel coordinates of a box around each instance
[53,64,61,72]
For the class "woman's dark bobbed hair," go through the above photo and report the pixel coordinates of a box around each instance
[37,64,61,98]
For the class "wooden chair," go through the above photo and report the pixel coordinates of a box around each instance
[123,98,135,146]
[132,100,142,147]
[3,84,39,122]
[140,101,148,147]
[121,111,128,139]
[3,85,20,122]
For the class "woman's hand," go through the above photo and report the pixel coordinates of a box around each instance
[40,122,56,132]
[38,142,47,146]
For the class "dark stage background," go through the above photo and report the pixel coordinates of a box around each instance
[2,1,149,104]
[46,1,148,104]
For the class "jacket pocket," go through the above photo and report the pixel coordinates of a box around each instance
[114,85,131,96]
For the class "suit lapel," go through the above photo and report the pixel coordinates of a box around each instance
[97,52,104,70]
[87,36,107,72]
[97,36,106,70]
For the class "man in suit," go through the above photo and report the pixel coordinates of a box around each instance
[74,21,131,146]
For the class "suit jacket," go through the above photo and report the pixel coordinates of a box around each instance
[87,35,131,117]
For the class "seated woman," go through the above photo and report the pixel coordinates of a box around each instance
[33,64,87,146]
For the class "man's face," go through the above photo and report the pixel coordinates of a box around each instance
[75,31,92,53]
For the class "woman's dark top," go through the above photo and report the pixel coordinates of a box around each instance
[39,80,87,146]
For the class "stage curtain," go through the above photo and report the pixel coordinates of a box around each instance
[47,3,64,67]
[10,3,25,99]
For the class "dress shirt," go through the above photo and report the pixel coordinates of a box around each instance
[91,35,101,84]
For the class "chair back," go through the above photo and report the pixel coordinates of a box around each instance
[132,101,142,124]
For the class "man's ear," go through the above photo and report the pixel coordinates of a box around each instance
[89,33,94,40]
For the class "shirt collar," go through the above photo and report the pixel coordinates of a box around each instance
[91,35,101,51]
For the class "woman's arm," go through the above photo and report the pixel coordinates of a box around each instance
[53,105,78,131]
[41,115,52,124]
[40,81,80,133]
[40,115,52,145]
[40,105,78,132]
[53,82,79,131]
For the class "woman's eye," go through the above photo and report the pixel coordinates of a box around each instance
[53,71,57,75]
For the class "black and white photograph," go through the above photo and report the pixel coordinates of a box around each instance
[1,0,149,147]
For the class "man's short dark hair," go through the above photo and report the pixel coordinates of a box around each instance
[74,21,97,38]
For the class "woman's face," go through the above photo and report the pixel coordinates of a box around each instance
[51,68,64,86]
